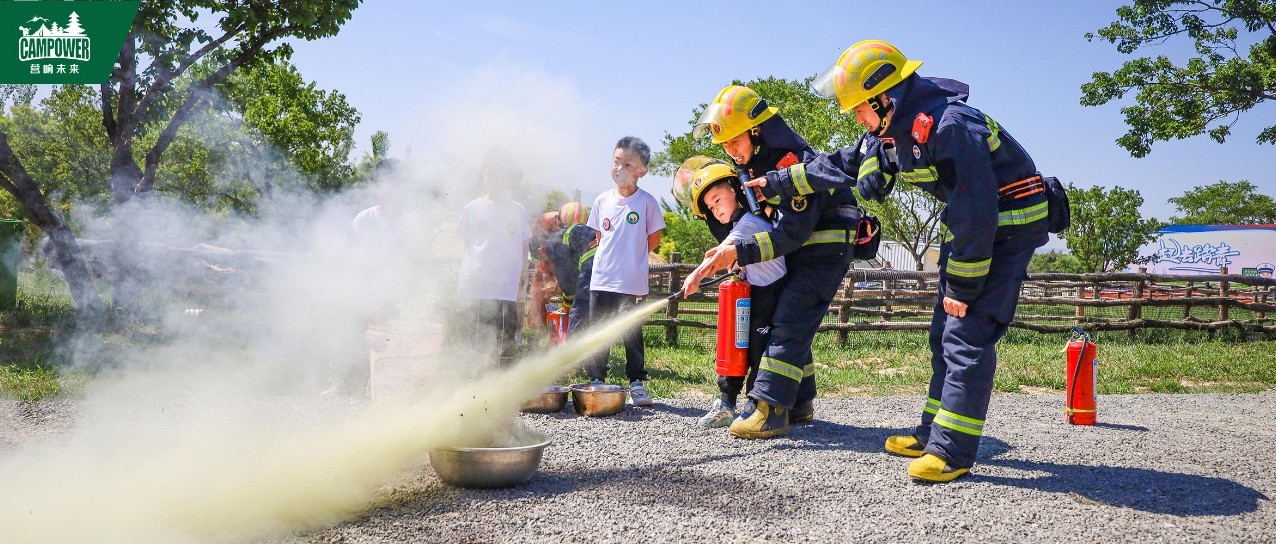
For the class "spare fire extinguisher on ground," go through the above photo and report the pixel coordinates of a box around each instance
[716,276,750,378]
[1065,326,1097,425]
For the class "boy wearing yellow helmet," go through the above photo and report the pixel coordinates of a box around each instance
[674,160,787,428]
[754,40,1053,482]
[691,84,873,439]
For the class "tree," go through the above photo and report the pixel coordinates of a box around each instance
[0,1,360,315]
[65,12,84,36]
[1028,250,1084,274]
[1168,180,1276,225]
[1059,183,1163,272]
[1082,1,1276,157]
[656,200,717,263]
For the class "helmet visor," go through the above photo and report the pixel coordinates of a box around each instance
[691,103,729,139]
[811,63,847,101]
[672,166,696,210]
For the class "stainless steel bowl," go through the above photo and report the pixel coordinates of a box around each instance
[428,431,552,488]
[569,383,629,417]
[520,385,570,413]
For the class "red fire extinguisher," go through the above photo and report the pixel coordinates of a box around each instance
[547,307,569,347]
[1065,326,1097,425]
[716,277,750,377]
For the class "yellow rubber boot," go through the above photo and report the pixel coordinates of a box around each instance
[884,435,925,458]
[728,400,791,439]
[907,453,969,483]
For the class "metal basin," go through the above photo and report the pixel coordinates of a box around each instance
[429,431,552,488]
[520,385,570,413]
[570,383,628,417]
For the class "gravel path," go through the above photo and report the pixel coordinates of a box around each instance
[5,393,1274,543]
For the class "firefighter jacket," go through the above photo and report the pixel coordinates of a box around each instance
[755,76,1049,302]
[733,114,862,267]
[545,223,596,301]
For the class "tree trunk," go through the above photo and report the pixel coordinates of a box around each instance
[0,131,104,318]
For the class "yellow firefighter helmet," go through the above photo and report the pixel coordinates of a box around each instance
[692,85,779,144]
[812,39,923,113]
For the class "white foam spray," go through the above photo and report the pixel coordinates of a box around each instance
[0,299,668,543]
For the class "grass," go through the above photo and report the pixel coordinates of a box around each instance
[566,323,1276,400]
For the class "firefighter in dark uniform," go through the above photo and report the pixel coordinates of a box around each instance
[544,202,596,342]
[750,40,1049,481]
[691,85,864,439]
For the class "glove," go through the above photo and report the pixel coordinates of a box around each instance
[855,136,898,203]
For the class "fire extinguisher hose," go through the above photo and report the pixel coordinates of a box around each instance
[665,272,734,302]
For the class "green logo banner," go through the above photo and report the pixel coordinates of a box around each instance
[0,1,138,84]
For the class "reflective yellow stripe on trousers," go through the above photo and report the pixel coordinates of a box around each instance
[760,357,803,383]
[934,408,984,436]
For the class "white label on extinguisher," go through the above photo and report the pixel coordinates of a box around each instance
[734,298,750,349]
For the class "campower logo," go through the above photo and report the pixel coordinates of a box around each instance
[1,1,138,84]
[19,12,91,64]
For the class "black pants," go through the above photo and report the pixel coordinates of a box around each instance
[454,298,518,368]
[586,290,646,382]
[717,279,784,406]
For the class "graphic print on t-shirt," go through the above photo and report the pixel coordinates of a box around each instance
[626,211,639,224]
[602,217,612,231]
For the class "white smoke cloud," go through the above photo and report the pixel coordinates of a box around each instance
[0,60,634,543]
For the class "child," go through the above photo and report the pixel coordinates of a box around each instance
[454,148,532,368]
[585,136,665,406]
[678,161,786,427]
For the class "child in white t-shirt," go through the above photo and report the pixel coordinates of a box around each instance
[585,136,666,406]
[455,148,532,368]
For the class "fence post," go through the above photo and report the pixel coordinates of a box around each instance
[1219,266,1230,322]
[1074,278,1085,324]
[837,275,855,346]
[1183,281,1194,319]
[665,253,681,346]
[1129,266,1146,338]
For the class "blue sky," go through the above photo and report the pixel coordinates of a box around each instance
[286,1,1274,221]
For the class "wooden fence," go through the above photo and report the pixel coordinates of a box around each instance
[647,255,1276,344]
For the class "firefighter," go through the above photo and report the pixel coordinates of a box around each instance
[750,40,1049,481]
[690,84,864,439]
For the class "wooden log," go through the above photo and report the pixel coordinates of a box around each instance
[665,253,681,345]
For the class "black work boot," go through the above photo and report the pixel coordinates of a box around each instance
[790,400,814,424]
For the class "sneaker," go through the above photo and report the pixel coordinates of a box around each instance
[698,399,736,428]
[629,380,654,407]
[884,435,926,458]
[728,400,790,439]
[907,453,970,483]
[790,400,814,424]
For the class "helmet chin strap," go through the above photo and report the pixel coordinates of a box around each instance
[867,94,895,137]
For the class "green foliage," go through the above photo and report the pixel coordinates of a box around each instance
[1168,180,1276,224]
[650,76,862,175]
[1028,250,1085,273]
[221,62,361,194]
[1083,1,1276,157]
[0,85,112,218]
[543,189,569,213]
[1060,183,1164,272]
[657,207,718,263]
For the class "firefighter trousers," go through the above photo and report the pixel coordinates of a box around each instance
[749,259,849,409]
[913,242,1036,468]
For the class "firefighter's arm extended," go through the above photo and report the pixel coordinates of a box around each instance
[934,120,999,306]
[733,191,825,267]
[748,134,892,201]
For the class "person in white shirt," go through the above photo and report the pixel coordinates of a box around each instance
[454,148,532,368]
[585,136,665,406]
